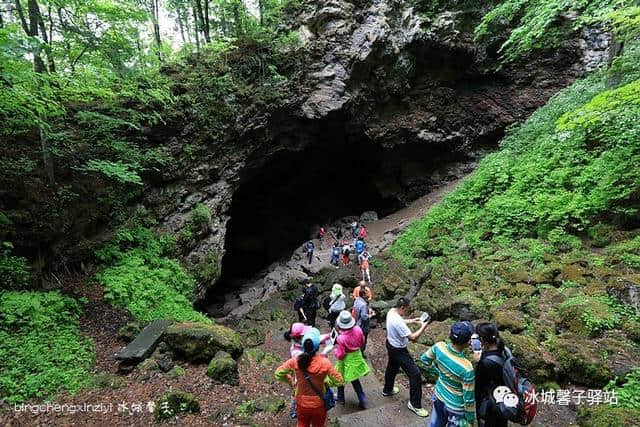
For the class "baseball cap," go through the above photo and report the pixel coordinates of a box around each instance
[450,321,473,344]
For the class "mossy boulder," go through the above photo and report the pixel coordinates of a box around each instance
[576,405,640,426]
[501,331,557,383]
[117,321,145,343]
[556,293,620,337]
[622,319,640,343]
[493,310,527,333]
[554,264,591,285]
[417,320,453,346]
[554,332,614,387]
[254,396,286,414]
[154,391,200,420]
[165,365,186,380]
[92,372,125,389]
[164,322,243,362]
[207,351,239,385]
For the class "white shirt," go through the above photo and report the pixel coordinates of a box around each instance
[386,308,411,348]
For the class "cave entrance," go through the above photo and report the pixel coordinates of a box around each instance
[206,131,480,309]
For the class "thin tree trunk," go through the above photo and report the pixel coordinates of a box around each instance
[152,0,162,60]
[203,0,210,43]
[258,0,263,26]
[37,10,55,73]
[192,2,200,51]
[177,9,186,43]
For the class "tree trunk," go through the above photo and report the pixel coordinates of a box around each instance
[192,2,200,51]
[152,0,162,60]
[258,0,263,26]
[37,9,56,73]
[203,0,210,43]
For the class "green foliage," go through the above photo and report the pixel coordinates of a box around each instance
[605,236,640,269]
[560,294,622,336]
[605,368,640,410]
[0,291,95,403]
[0,241,31,290]
[391,47,640,268]
[588,222,614,247]
[96,225,209,323]
[475,0,640,63]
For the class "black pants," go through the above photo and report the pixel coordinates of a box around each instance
[360,318,370,353]
[304,307,317,326]
[383,340,422,409]
[478,400,509,427]
[328,310,340,329]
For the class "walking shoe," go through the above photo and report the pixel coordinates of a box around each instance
[382,386,399,396]
[407,402,429,417]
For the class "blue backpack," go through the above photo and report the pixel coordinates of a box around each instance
[355,241,364,252]
[332,246,340,256]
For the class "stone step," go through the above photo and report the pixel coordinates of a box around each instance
[334,398,427,427]
[115,319,172,364]
[329,368,387,419]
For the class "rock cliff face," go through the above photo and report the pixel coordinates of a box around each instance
[146,0,611,304]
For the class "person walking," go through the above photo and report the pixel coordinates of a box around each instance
[351,221,358,238]
[276,328,344,427]
[305,240,315,265]
[474,322,508,427]
[355,238,365,261]
[352,287,374,356]
[341,240,351,266]
[351,281,372,302]
[334,311,370,409]
[358,224,367,240]
[330,242,341,268]
[382,297,429,417]
[318,228,326,249]
[419,322,476,427]
[301,280,319,326]
[327,284,346,329]
[359,251,372,283]
[284,322,330,419]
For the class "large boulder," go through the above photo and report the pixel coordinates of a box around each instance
[493,309,527,333]
[164,322,243,363]
[417,320,453,346]
[501,331,557,383]
[207,351,239,386]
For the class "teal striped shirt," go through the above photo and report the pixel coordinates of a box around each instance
[420,341,475,423]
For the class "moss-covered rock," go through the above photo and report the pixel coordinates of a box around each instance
[417,320,453,346]
[493,310,527,333]
[501,331,557,383]
[154,391,200,420]
[621,319,640,344]
[554,332,614,387]
[164,322,243,362]
[576,405,640,427]
[117,321,145,343]
[165,365,186,380]
[207,351,239,385]
[254,396,286,414]
[92,372,125,389]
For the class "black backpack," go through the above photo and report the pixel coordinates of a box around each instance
[322,296,332,311]
[294,295,305,311]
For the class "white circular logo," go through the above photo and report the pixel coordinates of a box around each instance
[493,386,511,403]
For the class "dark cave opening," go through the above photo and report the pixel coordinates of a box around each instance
[202,117,489,312]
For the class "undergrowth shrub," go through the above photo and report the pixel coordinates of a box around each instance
[0,291,95,403]
[95,225,209,323]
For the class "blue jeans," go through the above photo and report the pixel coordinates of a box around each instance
[428,396,466,427]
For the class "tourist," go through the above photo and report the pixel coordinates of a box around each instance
[330,242,341,268]
[382,297,429,417]
[359,250,372,283]
[358,224,367,240]
[302,280,319,326]
[334,311,370,409]
[276,328,344,427]
[341,240,351,266]
[474,322,508,427]
[420,322,476,427]
[305,240,315,265]
[351,220,358,238]
[327,284,346,329]
[352,287,374,355]
[351,281,372,302]
[355,238,365,260]
[318,227,326,249]
[284,323,331,420]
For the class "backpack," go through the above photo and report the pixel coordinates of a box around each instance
[322,296,332,311]
[332,247,340,256]
[294,295,305,311]
[486,347,537,425]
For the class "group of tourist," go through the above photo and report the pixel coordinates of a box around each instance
[281,279,520,426]
[306,222,373,285]
[279,222,528,427]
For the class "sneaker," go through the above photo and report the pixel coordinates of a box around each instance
[382,386,399,397]
[407,402,429,417]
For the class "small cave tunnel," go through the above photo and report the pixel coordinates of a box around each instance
[204,118,482,310]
